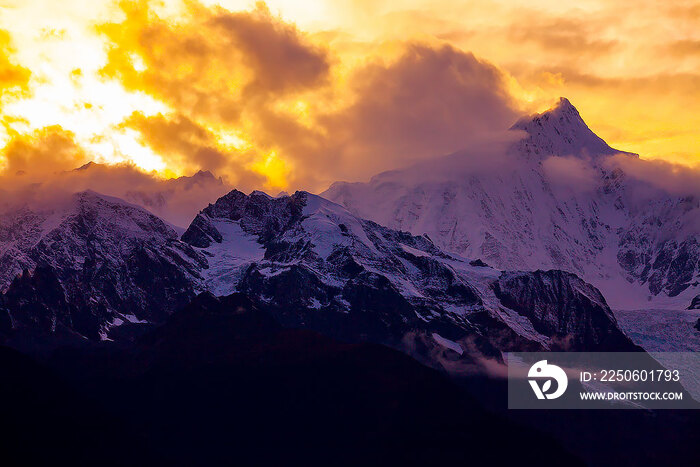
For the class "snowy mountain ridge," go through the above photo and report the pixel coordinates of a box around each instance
[181,189,635,356]
[0,187,637,365]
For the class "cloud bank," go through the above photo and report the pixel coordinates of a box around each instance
[0,0,522,196]
[0,0,698,219]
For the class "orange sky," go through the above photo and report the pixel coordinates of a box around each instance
[0,0,698,192]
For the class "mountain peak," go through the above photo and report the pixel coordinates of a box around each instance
[541,97,591,129]
[551,96,576,113]
[190,170,216,181]
[74,161,100,171]
[513,97,584,128]
[511,97,627,159]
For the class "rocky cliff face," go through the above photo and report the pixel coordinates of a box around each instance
[0,191,206,340]
[492,270,634,350]
[617,198,700,300]
[690,295,700,310]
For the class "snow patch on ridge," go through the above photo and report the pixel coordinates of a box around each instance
[432,333,463,355]
[301,193,379,259]
[201,218,265,295]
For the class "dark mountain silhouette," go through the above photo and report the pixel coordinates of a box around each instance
[30,293,580,466]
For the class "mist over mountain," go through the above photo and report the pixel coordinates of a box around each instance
[0,162,231,229]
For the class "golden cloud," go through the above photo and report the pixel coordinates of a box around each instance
[121,112,226,169]
[95,1,521,191]
[507,17,619,57]
[0,0,698,195]
[1,125,87,180]
[120,110,270,188]
[99,1,330,123]
[0,29,30,95]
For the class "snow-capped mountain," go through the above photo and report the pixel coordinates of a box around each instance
[0,191,205,339]
[182,189,636,356]
[510,97,631,160]
[324,98,700,311]
[0,188,636,363]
